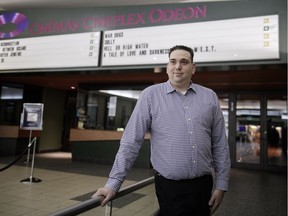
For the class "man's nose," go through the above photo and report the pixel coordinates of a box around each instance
[175,62,182,70]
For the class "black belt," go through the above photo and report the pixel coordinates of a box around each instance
[154,169,212,182]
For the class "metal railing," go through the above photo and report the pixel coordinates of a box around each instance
[49,176,158,216]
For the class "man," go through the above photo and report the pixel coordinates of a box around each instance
[92,45,231,216]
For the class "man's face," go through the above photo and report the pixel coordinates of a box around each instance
[166,49,196,85]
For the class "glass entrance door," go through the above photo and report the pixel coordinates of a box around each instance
[266,94,287,169]
[235,94,261,165]
[232,92,287,171]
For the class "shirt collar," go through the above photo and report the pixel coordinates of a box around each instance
[165,80,196,94]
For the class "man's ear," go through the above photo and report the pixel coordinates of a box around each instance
[192,63,196,75]
[166,63,169,74]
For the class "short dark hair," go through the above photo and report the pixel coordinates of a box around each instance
[168,45,194,62]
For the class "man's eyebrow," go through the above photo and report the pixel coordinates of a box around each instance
[169,58,190,61]
[169,57,189,60]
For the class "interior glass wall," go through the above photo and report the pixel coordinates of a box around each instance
[76,90,137,130]
[0,86,23,125]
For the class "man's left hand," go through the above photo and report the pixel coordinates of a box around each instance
[208,189,225,215]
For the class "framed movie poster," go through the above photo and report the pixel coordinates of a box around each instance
[20,103,44,130]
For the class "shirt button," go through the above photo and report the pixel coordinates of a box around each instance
[192,146,195,148]
[188,118,191,121]
[185,107,189,109]
[190,131,193,134]
[193,160,196,163]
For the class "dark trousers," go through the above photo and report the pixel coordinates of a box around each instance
[154,172,213,216]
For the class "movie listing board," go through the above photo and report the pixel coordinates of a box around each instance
[101,15,279,66]
[0,32,100,70]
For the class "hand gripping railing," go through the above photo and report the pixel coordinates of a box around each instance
[49,176,156,216]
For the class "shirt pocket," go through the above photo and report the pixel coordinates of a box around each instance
[193,102,214,130]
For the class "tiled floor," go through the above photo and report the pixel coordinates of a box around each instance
[0,152,287,216]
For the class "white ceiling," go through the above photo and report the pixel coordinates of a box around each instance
[0,0,235,10]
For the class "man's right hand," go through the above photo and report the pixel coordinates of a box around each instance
[91,187,117,207]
